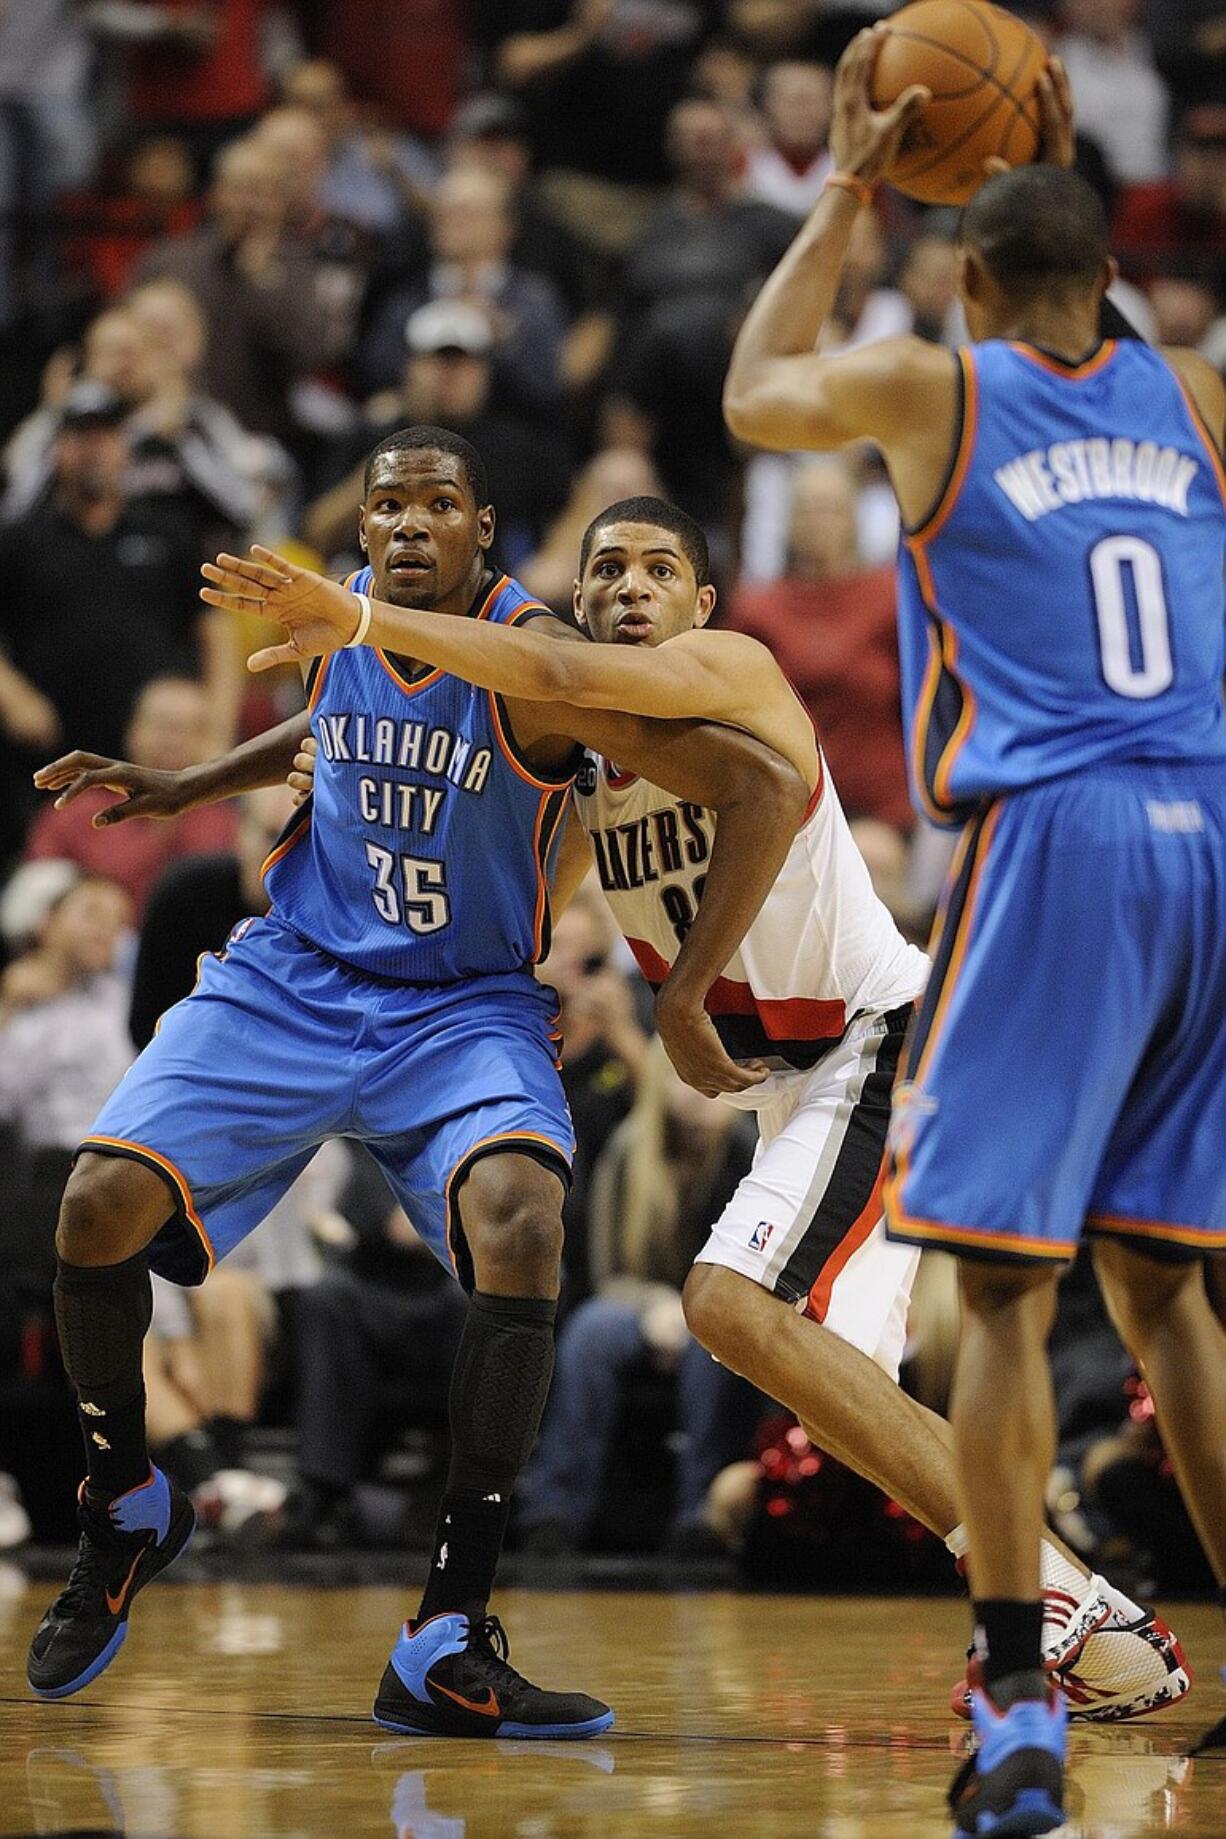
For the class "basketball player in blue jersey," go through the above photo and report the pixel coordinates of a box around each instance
[25,426,814,1734]
[722,28,1226,1834]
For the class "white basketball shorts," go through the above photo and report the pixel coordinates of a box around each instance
[694,1003,919,1380]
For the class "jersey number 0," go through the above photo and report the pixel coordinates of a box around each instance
[1091,535,1175,700]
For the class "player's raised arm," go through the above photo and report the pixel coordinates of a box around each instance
[34,711,313,827]
[722,26,940,454]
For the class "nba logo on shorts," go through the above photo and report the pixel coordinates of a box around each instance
[748,1221,775,1253]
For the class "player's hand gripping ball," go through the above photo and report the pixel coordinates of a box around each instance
[869,0,1049,204]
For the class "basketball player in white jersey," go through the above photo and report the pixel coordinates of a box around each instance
[210,504,1189,1722]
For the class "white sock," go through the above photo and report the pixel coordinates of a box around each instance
[1091,1572,1144,1626]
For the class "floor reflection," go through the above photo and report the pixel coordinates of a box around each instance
[1,1586,1219,1839]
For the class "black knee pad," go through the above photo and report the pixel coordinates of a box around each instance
[54,1249,153,1398]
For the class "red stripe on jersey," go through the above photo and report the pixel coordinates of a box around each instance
[626,937,846,1042]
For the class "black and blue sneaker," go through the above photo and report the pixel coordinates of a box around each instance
[950,1684,1067,1836]
[373,1611,615,1739]
[27,1467,195,1700]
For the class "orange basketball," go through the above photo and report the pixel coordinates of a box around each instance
[870,0,1047,206]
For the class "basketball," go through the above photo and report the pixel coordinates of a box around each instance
[870,0,1047,205]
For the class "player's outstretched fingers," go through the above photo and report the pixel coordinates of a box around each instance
[33,750,110,792]
[200,561,269,613]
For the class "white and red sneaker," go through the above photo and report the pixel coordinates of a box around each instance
[1049,1606,1192,1722]
[951,1585,1192,1723]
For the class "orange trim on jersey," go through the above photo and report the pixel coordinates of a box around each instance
[907,347,979,547]
[806,1154,887,1325]
[260,805,311,880]
[374,574,511,698]
[307,654,331,712]
[883,1210,1077,1260]
[443,1129,574,1279]
[80,1135,215,1273]
[503,599,553,627]
[1086,1211,1226,1251]
[1172,374,1226,507]
[486,691,576,792]
[907,547,978,824]
[532,790,570,960]
[912,800,1001,1088]
[1010,339,1117,381]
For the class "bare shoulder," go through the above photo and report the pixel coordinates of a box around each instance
[1161,346,1226,447]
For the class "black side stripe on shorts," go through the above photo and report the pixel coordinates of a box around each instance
[899,804,994,1086]
[772,1005,911,1308]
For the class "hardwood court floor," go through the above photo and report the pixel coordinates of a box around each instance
[0,1579,1220,1837]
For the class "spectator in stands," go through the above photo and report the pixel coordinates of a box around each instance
[1145,0,1226,107]
[57,133,200,300]
[478,0,722,205]
[730,458,912,832]
[4,289,266,547]
[0,386,233,765]
[357,165,569,420]
[25,676,238,916]
[540,883,648,1301]
[137,135,349,444]
[448,92,602,327]
[281,1145,468,1548]
[306,301,570,570]
[745,62,834,217]
[520,446,663,612]
[0,0,96,331]
[93,0,286,176]
[0,873,134,1161]
[517,1042,759,1554]
[897,231,961,345]
[618,98,795,339]
[144,1267,288,1535]
[1147,274,1226,359]
[1057,0,1171,183]
[1112,106,1226,273]
[280,57,438,233]
[129,781,294,1045]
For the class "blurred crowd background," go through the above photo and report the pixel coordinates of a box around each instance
[0,0,1222,1592]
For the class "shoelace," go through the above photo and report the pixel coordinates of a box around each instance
[54,1509,141,1617]
[54,1533,120,1617]
[468,1615,530,1691]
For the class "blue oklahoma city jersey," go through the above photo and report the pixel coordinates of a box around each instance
[898,338,1226,824]
[265,569,576,981]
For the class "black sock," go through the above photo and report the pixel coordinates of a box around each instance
[54,1250,153,1501]
[974,1598,1045,1694]
[417,1290,556,1625]
[210,1414,246,1471]
[159,1428,221,1493]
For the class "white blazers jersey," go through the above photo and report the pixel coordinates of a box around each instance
[573,747,929,1106]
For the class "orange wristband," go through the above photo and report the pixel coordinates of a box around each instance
[824,171,876,208]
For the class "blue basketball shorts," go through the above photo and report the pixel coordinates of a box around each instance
[83,913,573,1289]
[884,760,1226,1263]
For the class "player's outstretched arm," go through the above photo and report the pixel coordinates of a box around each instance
[34,712,313,826]
[205,548,814,768]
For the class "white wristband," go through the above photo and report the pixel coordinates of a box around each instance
[344,590,372,649]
